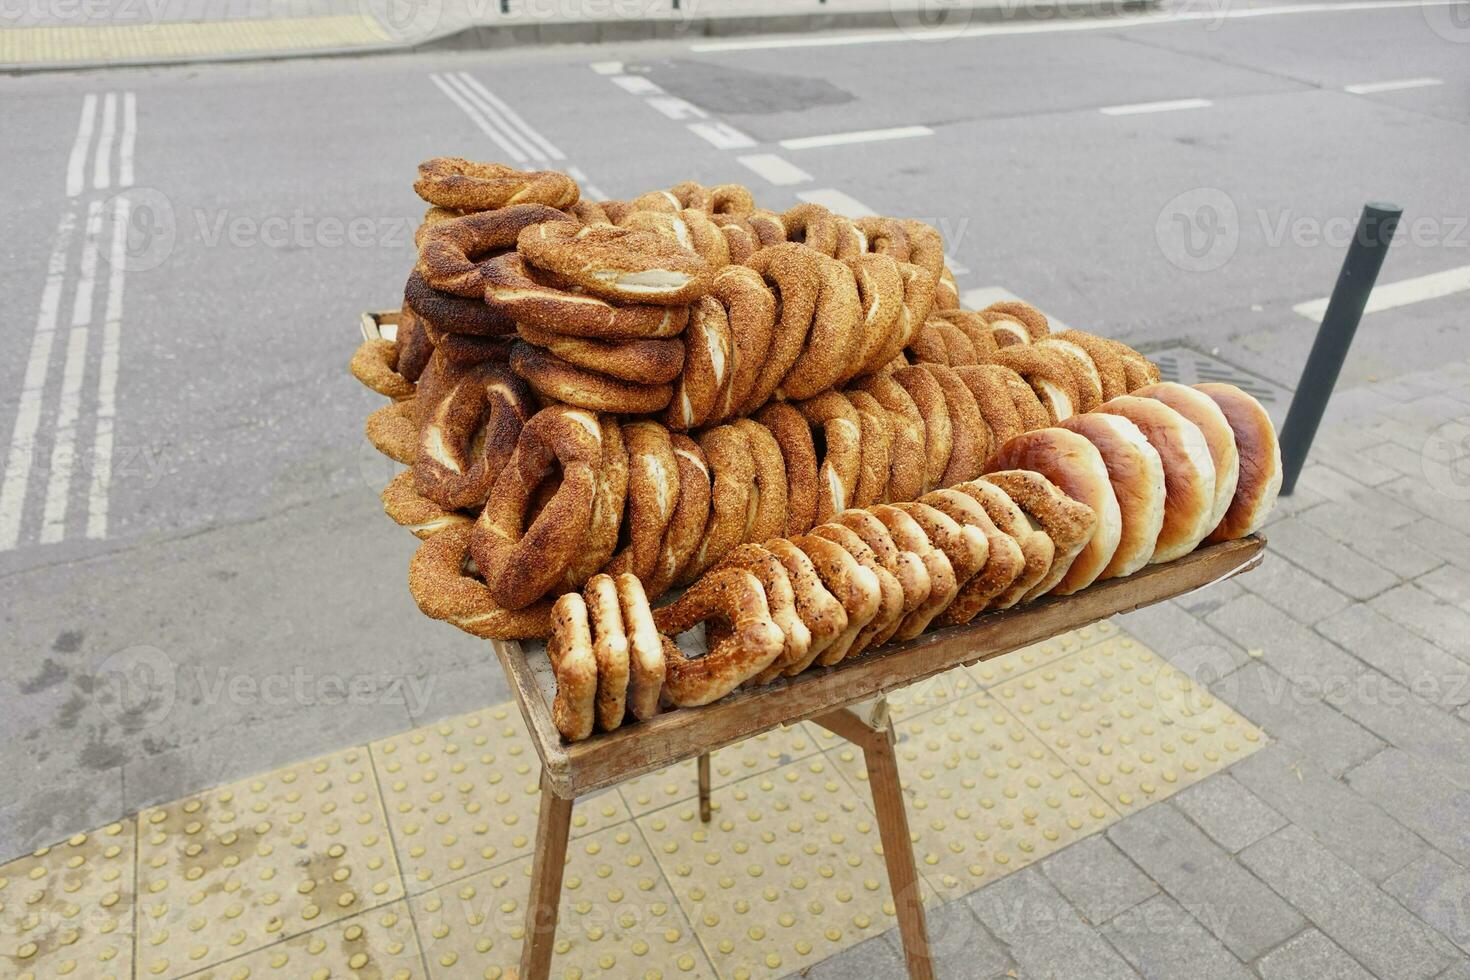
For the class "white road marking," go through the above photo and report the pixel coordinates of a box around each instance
[87,195,131,541]
[565,165,609,202]
[612,75,663,95]
[69,199,104,328]
[119,92,137,188]
[736,154,813,186]
[65,94,97,198]
[687,122,756,149]
[442,72,541,161]
[92,92,117,190]
[457,73,566,161]
[647,96,708,120]
[961,286,1071,329]
[0,211,77,551]
[1293,264,1470,321]
[1100,97,1212,115]
[1344,77,1442,94]
[590,61,624,74]
[690,0,1466,51]
[796,188,877,218]
[780,125,933,150]
[428,73,528,163]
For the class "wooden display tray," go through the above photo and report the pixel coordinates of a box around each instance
[357,308,1265,979]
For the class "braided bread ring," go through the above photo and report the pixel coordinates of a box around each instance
[711,265,777,422]
[564,416,628,590]
[809,523,906,656]
[408,525,554,640]
[919,489,1025,626]
[680,425,755,584]
[605,421,679,583]
[777,254,862,401]
[791,534,882,667]
[620,208,731,270]
[413,365,533,510]
[547,593,597,742]
[662,294,731,431]
[616,573,665,722]
[647,435,712,598]
[854,374,926,504]
[382,470,473,540]
[1053,331,1127,401]
[834,510,933,642]
[510,342,674,414]
[841,253,904,384]
[1036,338,1104,412]
[892,366,951,494]
[352,339,416,400]
[714,543,811,683]
[428,327,514,367]
[781,203,842,257]
[482,252,688,340]
[855,217,910,261]
[982,300,1049,342]
[395,306,435,382]
[742,244,820,411]
[868,505,958,640]
[907,322,950,366]
[899,220,946,280]
[736,418,789,545]
[365,399,419,464]
[885,262,940,369]
[516,323,684,384]
[715,217,759,265]
[952,365,1024,450]
[519,222,710,305]
[471,406,602,609]
[990,346,1080,423]
[582,574,631,732]
[755,402,818,537]
[415,158,579,211]
[763,539,848,674]
[418,204,574,298]
[846,390,894,509]
[653,567,786,707]
[570,199,613,226]
[931,320,980,366]
[951,480,1054,610]
[891,501,990,596]
[935,310,999,361]
[976,470,1097,601]
[798,392,863,525]
[935,266,960,311]
[921,363,992,486]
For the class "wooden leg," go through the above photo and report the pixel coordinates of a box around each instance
[863,722,935,980]
[519,769,575,980]
[697,751,712,823]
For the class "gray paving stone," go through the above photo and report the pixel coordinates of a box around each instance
[1402,518,1470,572]
[1235,549,1351,626]
[882,894,1013,979]
[1384,852,1470,955]
[1302,502,1444,579]
[1309,438,1404,487]
[1439,958,1470,980]
[1102,894,1252,980]
[1170,773,1285,854]
[1361,439,1433,482]
[1380,475,1470,536]
[1296,465,1423,529]
[1174,577,1245,618]
[1328,670,1470,789]
[1255,929,1375,980]
[1239,824,1455,979]
[1346,748,1470,869]
[1420,564,1470,608]
[1318,603,1470,710]
[1107,803,1304,961]
[0,767,124,863]
[1264,517,1403,600]
[1371,583,1470,663]
[966,867,1140,980]
[1211,662,1384,777]
[1040,833,1157,925]
[798,929,906,979]
[1113,600,1247,679]
[1231,742,1426,882]
[1206,594,1370,693]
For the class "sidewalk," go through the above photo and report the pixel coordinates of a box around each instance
[0,0,1151,71]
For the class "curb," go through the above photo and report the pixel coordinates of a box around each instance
[2,0,1158,74]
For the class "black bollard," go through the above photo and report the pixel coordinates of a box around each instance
[1278,201,1402,496]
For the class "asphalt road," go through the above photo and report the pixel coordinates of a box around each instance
[1,0,1467,855]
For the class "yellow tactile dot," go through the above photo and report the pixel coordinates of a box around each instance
[179,900,420,979]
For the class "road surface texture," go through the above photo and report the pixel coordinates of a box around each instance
[2,2,1470,976]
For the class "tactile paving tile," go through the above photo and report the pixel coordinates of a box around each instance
[967,621,1119,689]
[372,705,630,894]
[643,757,923,979]
[996,636,1265,814]
[134,746,404,979]
[187,901,424,979]
[409,822,713,978]
[618,722,824,818]
[0,822,134,980]
[828,692,1119,902]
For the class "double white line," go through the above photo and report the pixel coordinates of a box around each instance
[0,92,136,551]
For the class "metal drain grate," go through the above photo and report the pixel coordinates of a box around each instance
[1150,346,1285,406]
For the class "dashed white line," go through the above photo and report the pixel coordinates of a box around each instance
[611,75,663,95]
[780,125,934,150]
[647,97,708,120]
[736,154,812,187]
[444,72,542,162]
[429,73,528,163]
[457,73,566,161]
[590,61,624,75]
[119,92,137,188]
[565,165,609,202]
[1293,264,1470,321]
[687,122,755,149]
[87,195,131,541]
[1343,77,1442,94]
[1099,97,1212,116]
[93,92,117,191]
[65,94,97,198]
[796,188,876,219]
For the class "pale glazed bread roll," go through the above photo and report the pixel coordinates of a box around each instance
[1094,396,1216,563]
[1059,413,1166,580]
[1195,383,1282,541]
[1134,382,1239,532]
[986,428,1121,595]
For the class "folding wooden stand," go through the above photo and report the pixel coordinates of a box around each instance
[492,536,1264,980]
